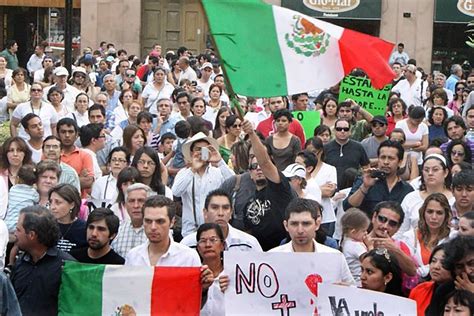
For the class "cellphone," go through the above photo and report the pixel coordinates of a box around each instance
[370,170,386,180]
[201,147,209,161]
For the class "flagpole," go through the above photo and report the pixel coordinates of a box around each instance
[200,1,245,121]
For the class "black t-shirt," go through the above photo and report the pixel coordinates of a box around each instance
[243,172,295,251]
[57,220,88,253]
[70,247,125,265]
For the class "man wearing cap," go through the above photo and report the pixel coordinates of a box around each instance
[177,56,197,85]
[197,62,214,100]
[210,58,222,80]
[391,64,424,107]
[43,67,81,113]
[171,132,234,237]
[282,163,321,202]
[361,115,389,167]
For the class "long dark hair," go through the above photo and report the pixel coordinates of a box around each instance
[131,146,165,195]
[362,249,403,296]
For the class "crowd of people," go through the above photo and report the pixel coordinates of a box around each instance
[0,39,473,316]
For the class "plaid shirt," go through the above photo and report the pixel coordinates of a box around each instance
[111,221,146,258]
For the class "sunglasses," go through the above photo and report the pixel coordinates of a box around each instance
[126,73,135,78]
[377,215,399,228]
[371,122,386,128]
[232,124,242,128]
[335,127,350,132]
[249,162,260,170]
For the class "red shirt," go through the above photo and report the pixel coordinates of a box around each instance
[256,117,306,145]
[409,281,435,316]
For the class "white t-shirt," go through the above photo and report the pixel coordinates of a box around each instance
[12,101,58,141]
[311,163,338,223]
[142,81,174,113]
[341,237,367,286]
[395,119,428,164]
[66,110,89,128]
[27,142,42,163]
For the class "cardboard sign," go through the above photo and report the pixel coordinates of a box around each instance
[224,252,416,316]
[292,110,321,139]
[338,75,392,116]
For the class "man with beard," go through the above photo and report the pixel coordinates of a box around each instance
[344,140,413,217]
[70,208,124,264]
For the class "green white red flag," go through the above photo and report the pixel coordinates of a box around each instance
[202,0,395,96]
[58,262,201,315]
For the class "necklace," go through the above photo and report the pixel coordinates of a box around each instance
[59,218,77,240]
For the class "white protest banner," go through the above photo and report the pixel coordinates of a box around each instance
[317,283,416,316]
[224,252,416,316]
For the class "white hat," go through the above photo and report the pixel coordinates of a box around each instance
[53,66,69,77]
[200,62,213,70]
[282,163,306,179]
[72,67,87,75]
[182,132,219,163]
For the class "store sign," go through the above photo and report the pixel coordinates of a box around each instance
[282,0,381,20]
[457,0,474,17]
[303,0,361,14]
[435,0,474,22]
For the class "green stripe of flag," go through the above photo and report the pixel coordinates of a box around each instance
[58,261,105,316]
[202,0,287,97]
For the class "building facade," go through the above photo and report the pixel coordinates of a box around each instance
[1,0,473,75]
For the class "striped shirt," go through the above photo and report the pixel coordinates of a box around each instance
[5,185,39,231]
[110,220,146,258]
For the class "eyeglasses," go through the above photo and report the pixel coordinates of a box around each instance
[232,124,242,128]
[451,150,465,157]
[456,87,465,91]
[467,81,474,85]
[390,139,405,145]
[111,158,127,163]
[31,88,43,92]
[137,160,156,167]
[377,214,399,228]
[125,73,135,78]
[197,237,222,246]
[249,162,260,170]
[371,122,386,128]
[335,127,350,132]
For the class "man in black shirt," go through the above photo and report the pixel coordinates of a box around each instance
[71,208,124,264]
[11,205,75,316]
[240,119,296,251]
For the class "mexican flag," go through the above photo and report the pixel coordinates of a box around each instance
[58,262,202,316]
[202,0,395,97]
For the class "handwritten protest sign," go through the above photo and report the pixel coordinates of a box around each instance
[338,75,392,116]
[224,252,416,316]
[292,110,320,139]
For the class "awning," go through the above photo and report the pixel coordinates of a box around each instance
[435,0,474,23]
[281,0,381,20]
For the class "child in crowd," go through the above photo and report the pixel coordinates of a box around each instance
[158,132,176,165]
[5,164,39,232]
[340,208,371,286]
[171,120,191,170]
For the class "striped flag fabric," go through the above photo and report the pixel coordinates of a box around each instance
[202,0,395,97]
[58,262,201,316]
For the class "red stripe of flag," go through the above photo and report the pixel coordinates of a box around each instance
[338,28,395,89]
[151,267,202,316]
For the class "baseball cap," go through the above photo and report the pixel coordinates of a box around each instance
[53,66,69,77]
[282,163,306,179]
[72,67,87,76]
[200,62,213,70]
[371,115,387,125]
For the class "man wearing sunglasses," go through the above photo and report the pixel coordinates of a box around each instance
[361,115,389,167]
[365,201,417,277]
[344,139,413,217]
[324,118,370,189]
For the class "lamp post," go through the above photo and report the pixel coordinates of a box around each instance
[64,0,73,73]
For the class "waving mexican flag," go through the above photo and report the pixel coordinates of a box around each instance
[58,262,201,316]
[202,0,395,96]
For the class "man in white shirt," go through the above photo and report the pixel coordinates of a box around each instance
[197,62,214,100]
[177,56,197,85]
[391,64,424,107]
[79,123,105,180]
[33,56,54,83]
[180,189,262,251]
[21,113,44,163]
[269,198,355,285]
[172,132,234,237]
[26,44,45,77]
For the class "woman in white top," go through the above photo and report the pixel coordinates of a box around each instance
[66,93,90,127]
[196,223,229,316]
[0,56,12,89]
[308,137,338,234]
[113,89,134,126]
[397,154,454,239]
[10,82,58,140]
[47,86,69,118]
[90,147,130,210]
[141,67,174,113]
[395,106,428,165]
[399,193,451,278]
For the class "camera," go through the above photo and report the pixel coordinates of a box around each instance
[370,170,386,180]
